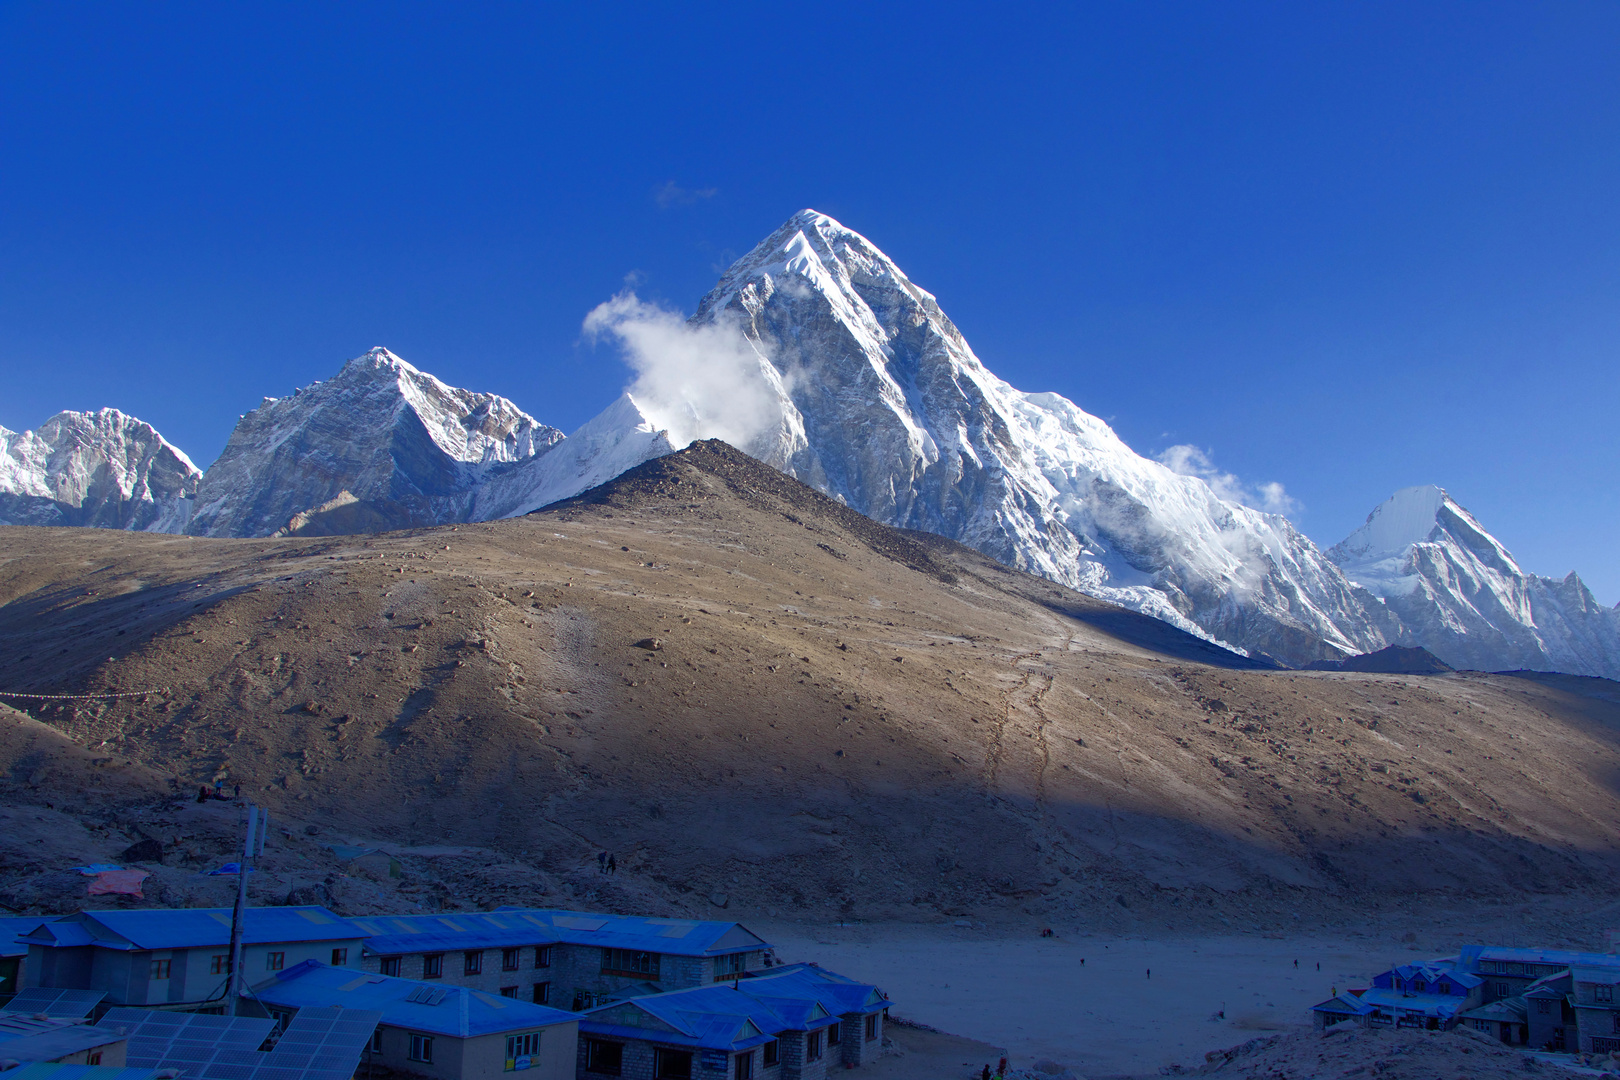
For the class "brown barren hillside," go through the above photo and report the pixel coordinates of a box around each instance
[2,441,1619,924]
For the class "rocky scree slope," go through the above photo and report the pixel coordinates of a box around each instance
[1330,485,1620,681]
[0,409,200,531]
[2,442,1620,925]
[185,347,563,538]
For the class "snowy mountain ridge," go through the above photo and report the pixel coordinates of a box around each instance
[1329,486,1620,678]
[684,210,1398,665]
[3,213,1615,677]
[184,347,564,538]
[0,408,200,532]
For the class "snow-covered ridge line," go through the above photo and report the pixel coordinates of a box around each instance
[3,218,1617,678]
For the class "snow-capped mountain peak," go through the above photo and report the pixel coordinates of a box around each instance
[0,408,200,531]
[186,347,563,537]
[685,209,1394,665]
[1329,488,1619,678]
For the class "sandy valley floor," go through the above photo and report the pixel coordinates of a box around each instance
[766,919,1616,1077]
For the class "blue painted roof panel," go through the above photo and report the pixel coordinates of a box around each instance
[2,1065,168,1080]
[249,960,576,1038]
[20,909,359,952]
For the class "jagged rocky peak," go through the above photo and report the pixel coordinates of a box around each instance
[1330,487,1620,680]
[187,347,564,538]
[0,408,200,531]
[684,209,1394,667]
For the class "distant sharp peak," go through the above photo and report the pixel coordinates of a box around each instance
[1336,485,1453,558]
[1332,484,1523,582]
[13,407,202,475]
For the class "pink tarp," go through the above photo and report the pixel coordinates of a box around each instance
[87,868,149,898]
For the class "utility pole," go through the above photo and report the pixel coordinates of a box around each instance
[227,804,267,1015]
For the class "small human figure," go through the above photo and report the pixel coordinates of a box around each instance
[1293,959,1298,968]
[1080,957,1085,966]
[214,779,224,798]
[1146,968,1151,979]
[981,1066,991,1080]
[997,1057,1008,1078]
[597,850,608,873]
[607,854,617,875]
[234,783,241,800]
[197,785,210,804]
[1316,962,1321,972]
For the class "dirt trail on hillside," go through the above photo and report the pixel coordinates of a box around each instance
[2,442,1619,927]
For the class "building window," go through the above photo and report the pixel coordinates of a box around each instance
[409,1034,434,1063]
[1438,983,1451,995]
[1553,1028,1566,1051]
[715,953,746,979]
[88,1053,102,1066]
[1614,1014,1620,1035]
[763,1040,779,1067]
[381,957,402,978]
[332,948,348,966]
[1598,985,1615,1003]
[501,986,518,998]
[506,1031,541,1070]
[602,948,659,978]
[269,1010,293,1035]
[536,947,552,969]
[465,950,484,975]
[828,1023,841,1047]
[585,1040,623,1076]
[735,1051,753,1080]
[210,954,229,975]
[266,952,285,972]
[865,1015,878,1040]
[371,1030,383,1053]
[1538,999,1551,1014]
[503,948,521,971]
[573,990,598,1011]
[655,1048,693,1080]
[150,958,171,980]
[1496,983,1509,997]
[532,982,550,1006]
[423,954,444,979]
[806,1031,822,1062]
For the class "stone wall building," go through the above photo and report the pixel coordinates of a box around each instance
[350,911,772,1012]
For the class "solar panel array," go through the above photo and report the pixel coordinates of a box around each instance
[98,1006,379,1080]
[0,987,107,1017]
[101,1008,278,1070]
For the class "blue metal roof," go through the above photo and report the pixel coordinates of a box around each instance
[1458,945,1620,970]
[0,1014,127,1062]
[19,908,360,952]
[249,960,577,1038]
[579,964,887,1052]
[355,909,769,959]
[0,916,55,958]
[1376,961,1480,991]
[1311,994,1373,1016]
[1358,988,1465,1019]
[736,965,888,1019]
[0,1065,169,1080]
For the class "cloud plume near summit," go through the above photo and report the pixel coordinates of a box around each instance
[1157,444,1300,516]
[582,292,786,452]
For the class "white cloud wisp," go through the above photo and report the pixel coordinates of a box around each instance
[583,292,785,453]
[1157,444,1301,517]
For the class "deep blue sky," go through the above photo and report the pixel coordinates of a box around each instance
[3,3,1617,600]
